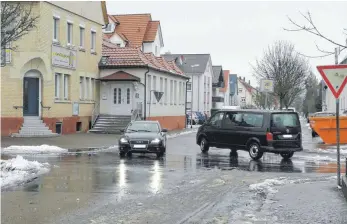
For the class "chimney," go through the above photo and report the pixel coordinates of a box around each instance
[238,76,241,80]
[248,80,250,85]
[243,77,245,81]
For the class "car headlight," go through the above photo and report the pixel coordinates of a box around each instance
[120,138,128,143]
[151,138,161,144]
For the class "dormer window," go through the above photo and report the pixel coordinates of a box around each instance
[104,23,114,33]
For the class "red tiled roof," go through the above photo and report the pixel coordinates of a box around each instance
[106,14,160,48]
[143,21,160,42]
[99,71,140,81]
[100,41,186,78]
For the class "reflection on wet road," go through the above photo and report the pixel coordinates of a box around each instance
[1,121,346,224]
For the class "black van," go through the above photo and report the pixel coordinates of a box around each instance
[196,109,302,160]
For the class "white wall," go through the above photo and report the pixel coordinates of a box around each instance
[325,86,347,113]
[100,68,186,117]
[238,81,254,106]
[143,29,162,56]
[109,33,126,47]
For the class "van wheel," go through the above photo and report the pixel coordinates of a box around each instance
[280,152,294,160]
[200,138,209,153]
[248,142,263,160]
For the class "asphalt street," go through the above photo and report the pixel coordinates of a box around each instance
[1,121,347,224]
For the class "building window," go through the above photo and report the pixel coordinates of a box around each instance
[63,74,69,100]
[85,77,90,99]
[160,77,163,104]
[55,73,61,99]
[113,88,118,104]
[183,82,186,105]
[187,82,192,91]
[153,76,157,104]
[147,75,151,103]
[164,78,168,104]
[116,43,121,47]
[241,97,246,103]
[1,42,11,65]
[155,46,158,55]
[118,88,122,104]
[126,88,130,104]
[239,88,243,93]
[170,80,173,105]
[79,26,85,48]
[91,30,96,51]
[53,17,59,41]
[80,77,84,100]
[67,22,73,45]
[91,78,95,100]
[174,81,177,105]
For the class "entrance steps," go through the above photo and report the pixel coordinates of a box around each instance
[11,116,59,137]
[89,114,131,134]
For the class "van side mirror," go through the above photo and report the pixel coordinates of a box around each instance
[120,129,125,133]
[161,128,168,132]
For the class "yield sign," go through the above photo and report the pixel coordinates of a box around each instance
[317,64,347,99]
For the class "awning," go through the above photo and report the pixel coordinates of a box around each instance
[97,71,140,82]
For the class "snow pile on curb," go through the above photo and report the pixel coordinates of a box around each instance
[1,156,50,189]
[249,177,288,194]
[2,144,68,154]
[167,129,198,139]
[307,147,347,155]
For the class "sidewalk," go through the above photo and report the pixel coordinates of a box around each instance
[1,127,198,151]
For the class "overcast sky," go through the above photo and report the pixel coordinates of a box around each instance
[107,1,347,86]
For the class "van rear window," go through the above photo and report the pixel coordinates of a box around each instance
[271,113,299,127]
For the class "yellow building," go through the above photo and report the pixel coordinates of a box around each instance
[1,1,108,136]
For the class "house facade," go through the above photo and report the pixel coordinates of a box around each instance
[95,40,188,131]
[220,70,230,106]
[211,66,225,110]
[1,1,107,136]
[103,14,164,56]
[229,74,239,106]
[162,54,213,116]
[323,56,347,113]
[237,76,258,108]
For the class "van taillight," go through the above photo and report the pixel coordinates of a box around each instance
[266,132,273,141]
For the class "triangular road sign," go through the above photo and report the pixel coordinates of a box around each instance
[317,65,347,99]
[153,91,164,102]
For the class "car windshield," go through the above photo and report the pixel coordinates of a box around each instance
[271,113,299,127]
[126,122,159,133]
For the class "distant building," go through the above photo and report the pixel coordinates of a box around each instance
[162,54,213,116]
[229,74,239,106]
[237,76,258,108]
[220,70,230,106]
[211,66,225,110]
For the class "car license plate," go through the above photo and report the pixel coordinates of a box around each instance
[283,134,292,138]
[133,144,146,148]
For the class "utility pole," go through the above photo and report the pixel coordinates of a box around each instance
[335,47,341,187]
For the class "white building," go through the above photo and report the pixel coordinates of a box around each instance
[103,14,164,56]
[237,76,258,108]
[96,40,188,131]
[162,54,213,116]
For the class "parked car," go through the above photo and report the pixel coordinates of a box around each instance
[309,111,336,137]
[195,111,206,124]
[196,109,302,160]
[186,111,201,125]
[118,121,168,158]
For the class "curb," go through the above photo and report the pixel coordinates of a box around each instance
[342,176,347,201]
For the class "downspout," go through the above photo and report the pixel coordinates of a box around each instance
[144,66,150,120]
[185,79,189,128]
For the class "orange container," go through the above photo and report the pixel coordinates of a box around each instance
[310,116,347,144]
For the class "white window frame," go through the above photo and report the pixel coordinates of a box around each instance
[79,26,85,48]
[91,29,96,52]
[67,21,73,45]
[174,81,177,105]
[147,75,151,103]
[85,77,90,100]
[55,73,61,99]
[63,74,69,100]
[187,82,192,91]
[164,78,168,104]
[53,16,60,42]
[80,76,84,100]
[183,82,186,105]
[91,78,95,100]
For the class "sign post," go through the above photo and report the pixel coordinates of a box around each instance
[317,64,347,187]
[260,79,274,109]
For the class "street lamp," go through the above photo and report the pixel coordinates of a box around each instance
[190,64,199,128]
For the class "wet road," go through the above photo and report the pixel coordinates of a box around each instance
[1,121,347,224]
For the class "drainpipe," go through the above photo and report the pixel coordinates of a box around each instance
[185,79,189,128]
[143,66,150,120]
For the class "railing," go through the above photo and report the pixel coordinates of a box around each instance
[40,102,51,110]
[91,102,100,127]
[131,109,141,121]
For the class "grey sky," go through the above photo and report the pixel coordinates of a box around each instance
[107,1,347,86]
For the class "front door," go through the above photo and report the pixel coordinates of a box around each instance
[23,77,39,116]
[111,83,132,115]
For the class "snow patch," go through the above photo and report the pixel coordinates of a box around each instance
[167,129,198,139]
[249,177,287,194]
[2,145,67,154]
[296,154,342,162]
[1,156,50,189]
[307,147,347,155]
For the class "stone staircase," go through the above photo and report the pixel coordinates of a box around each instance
[12,116,59,137]
[89,115,132,134]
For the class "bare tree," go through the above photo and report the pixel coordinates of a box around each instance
[253,41,310,109]
[1,2,39,49]
[284,11,347,58]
